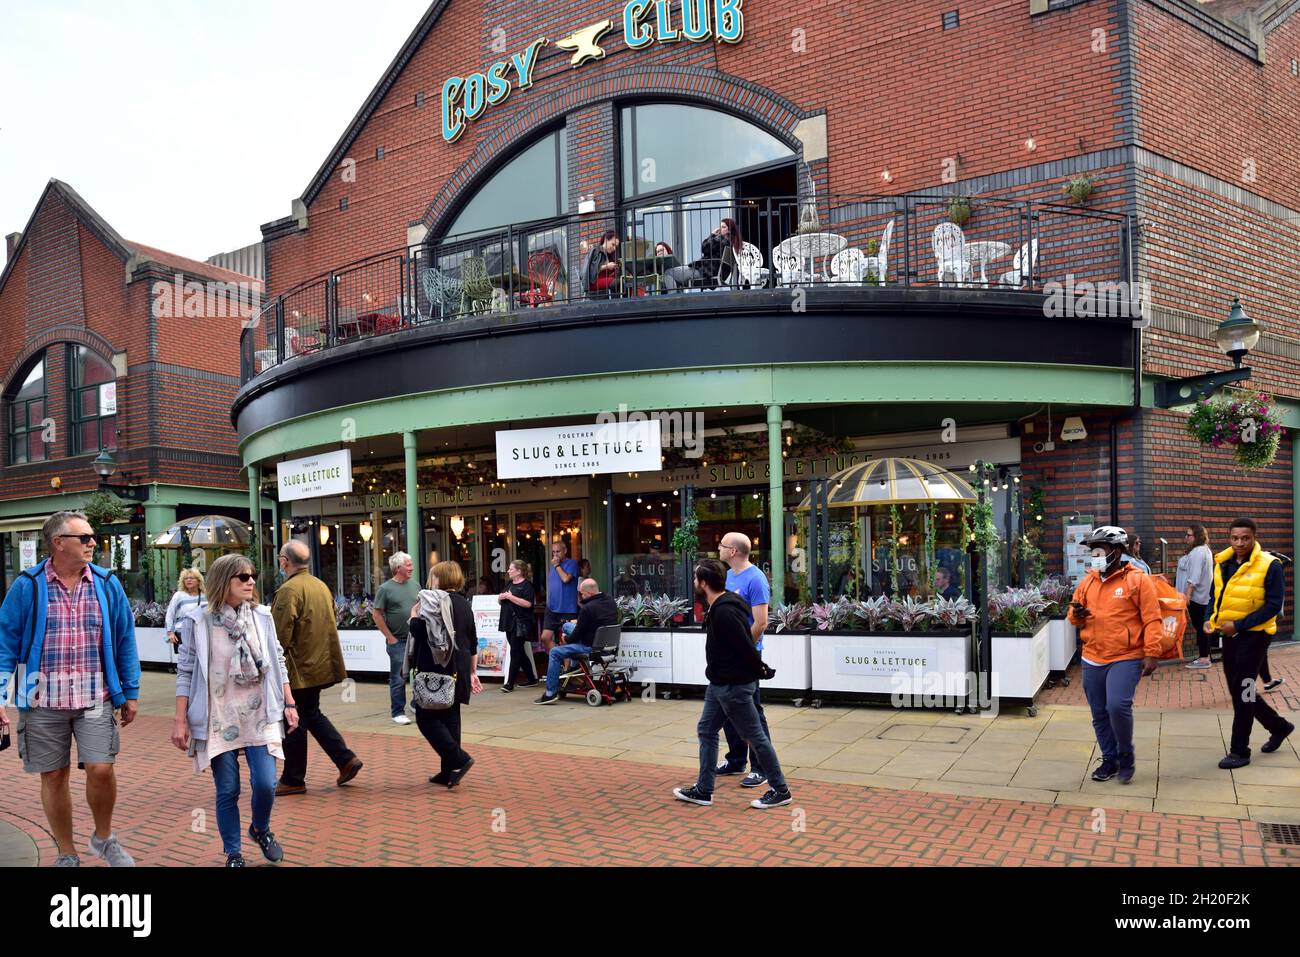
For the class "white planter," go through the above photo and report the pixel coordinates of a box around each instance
[617,630,674,687]
[1047,616,1077,671]
[760,632,812,691]
[992,621,1051,700]
[670,631,708,687]
[810,631,971,697]
[335,630,396,674]
[135,627,172,665]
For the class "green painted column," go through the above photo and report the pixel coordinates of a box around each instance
[1293,428,1299,639]
[587,475,612,592]
[768,404,785,607]
[404,431,421,585]
[248,466,261,582]
[143,502,177,598]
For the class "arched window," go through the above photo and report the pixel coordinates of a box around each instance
[6,354,47,465]
[68,345,117,455]
[620,103,795,199]
[443,129,568,238]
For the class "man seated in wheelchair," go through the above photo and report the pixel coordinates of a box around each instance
[535,579,619,705]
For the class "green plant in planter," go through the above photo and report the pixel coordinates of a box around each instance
[947,196,972,226]
[770,602,811,633]
[931,596,978,629]
[988,586,1049,634]
[618,594,654,628]
[894,596,933,632]
[811,596,857,632]
[1063,174,1096,204]
[853,595,898,632]
[648,594,690,628]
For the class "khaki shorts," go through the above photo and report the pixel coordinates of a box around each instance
[16,705,120,774]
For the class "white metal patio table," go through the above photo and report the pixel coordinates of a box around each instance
[964,240,1011,285]
[775,232,847,282]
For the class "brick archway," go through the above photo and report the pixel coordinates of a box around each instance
[2,327,116,395]
[421,67,813,236]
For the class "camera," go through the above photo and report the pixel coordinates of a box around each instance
[1032,440,1056,454]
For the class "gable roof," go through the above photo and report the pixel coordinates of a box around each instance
[294,1,450,214]
[0,179,261,300]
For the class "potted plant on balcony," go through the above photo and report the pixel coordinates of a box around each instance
[1063,174,1096,204]
[947,196,972,226]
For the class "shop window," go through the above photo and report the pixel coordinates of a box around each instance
[612,493,677,598]
[6,355,48,465]
[67,346,117,456]
[620,103,794,200]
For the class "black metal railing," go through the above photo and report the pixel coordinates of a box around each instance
[241,193,1133,383]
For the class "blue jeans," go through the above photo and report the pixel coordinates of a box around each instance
[211,745,278,856]
[1082,659,1143,761]
[722,684,769,774]
[696,682,787,796]
[387,638,407,717]
[545,644,592,694]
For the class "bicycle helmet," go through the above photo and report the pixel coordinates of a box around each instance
[1082,525,1129,548]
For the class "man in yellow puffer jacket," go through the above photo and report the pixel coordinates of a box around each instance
[1206,518,1292,769]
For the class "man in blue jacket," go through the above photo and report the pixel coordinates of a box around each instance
[0,511,140,867]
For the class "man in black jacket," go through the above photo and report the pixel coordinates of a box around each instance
[536,579,617,704]
[673,560,793,809]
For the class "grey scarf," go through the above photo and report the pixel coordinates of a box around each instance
[218,603,266,687]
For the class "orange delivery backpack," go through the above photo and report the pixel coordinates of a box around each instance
[1147,574,1188,660]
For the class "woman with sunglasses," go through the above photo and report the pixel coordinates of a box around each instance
[171,554,298,867]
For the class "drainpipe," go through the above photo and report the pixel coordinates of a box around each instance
[248,466,262,583]
[768,404,785,606]
[404,432,420,586]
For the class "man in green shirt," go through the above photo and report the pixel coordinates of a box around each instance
[372,552,421,724]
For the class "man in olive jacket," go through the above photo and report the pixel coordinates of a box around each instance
[271,541,362,795]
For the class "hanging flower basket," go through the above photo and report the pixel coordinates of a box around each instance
[1186,391,1283,472]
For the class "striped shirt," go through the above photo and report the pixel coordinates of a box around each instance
[38,562,107,710]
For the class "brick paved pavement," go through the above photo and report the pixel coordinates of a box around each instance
[1,713,1294,867]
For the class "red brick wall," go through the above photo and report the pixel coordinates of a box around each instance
[264,0,1130,297]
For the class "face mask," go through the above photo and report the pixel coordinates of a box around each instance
[1087,552,1109,573]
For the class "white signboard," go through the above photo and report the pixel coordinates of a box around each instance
[336,631,393,672]
[99,382,117,416]
[19,540,38,570]
[834,640,939,678]
[471,595,510,678]
[617,631,673,686]
[496,421,662,479]
[277,449,353,502]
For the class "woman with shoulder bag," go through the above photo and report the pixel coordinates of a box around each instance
[406,561,481,788]
[498,559,539,692]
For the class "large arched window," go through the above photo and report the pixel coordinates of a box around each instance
[68,345,117,455]
[6,355,47,465]
[443,129,567,238]
[620,103,795,199]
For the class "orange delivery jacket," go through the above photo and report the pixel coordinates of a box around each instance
[1065,562,1165,664]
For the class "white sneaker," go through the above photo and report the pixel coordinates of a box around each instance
[392,714,411,725]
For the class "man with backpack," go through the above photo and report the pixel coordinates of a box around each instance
[0,511,139,867]
[1066,526,1162,785]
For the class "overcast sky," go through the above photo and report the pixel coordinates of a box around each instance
[0,0,430,262]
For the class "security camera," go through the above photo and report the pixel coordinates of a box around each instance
[1032,440,1056,454]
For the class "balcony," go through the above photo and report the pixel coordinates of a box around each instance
[239,193,1134,387]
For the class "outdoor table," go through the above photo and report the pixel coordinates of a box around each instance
[253,349,277,372]
[964,240,1011,285]
[775,232,847,281]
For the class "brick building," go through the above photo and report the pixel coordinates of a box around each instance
[228,0,1299,676]
[0,180,273,604]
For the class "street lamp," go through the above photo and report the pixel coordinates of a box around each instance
[1154,298,1258,407]
[91,448,150,502]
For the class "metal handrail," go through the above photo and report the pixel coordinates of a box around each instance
[240,193,1133,383]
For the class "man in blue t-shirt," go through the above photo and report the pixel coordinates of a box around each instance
[716,532,772,789]
[541,541,580,653]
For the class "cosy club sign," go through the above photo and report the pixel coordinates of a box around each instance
[442,0,745,142]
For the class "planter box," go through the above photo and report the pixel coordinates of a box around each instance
[1047,616,1077,671]
[135,627,172,665]
[991,620,1051,700]
[616,628,674,687]
[810,630,971,697]
[669,630,812,691]
[335,630,397,674]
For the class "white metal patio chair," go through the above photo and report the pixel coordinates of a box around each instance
[933,222,973,285]
[829,248,868,283]
[1000,238,1039,288]
[772,245,805,286]
[739,241,768,287]
[864,218,895,284]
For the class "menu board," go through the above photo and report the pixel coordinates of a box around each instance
[471,595,510,678]
[1063,517,1095,586]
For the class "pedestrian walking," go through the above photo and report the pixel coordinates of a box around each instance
[0,511,140,867]
[715,532,773,790]
[165,568,207,673]
[674,559,792,810]
[372,552,421,724]
[270,540,362,795]
[406,561,481,787]
[171,554,297,867]
[498,560,539,692]
[1206,518,1293,769]
[1178,525,1215,670]
[1066,526,1162,785]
